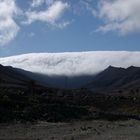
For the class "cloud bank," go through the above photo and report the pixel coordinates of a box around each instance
[0,51,140,76]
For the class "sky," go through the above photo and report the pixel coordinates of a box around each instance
[0,0,140,57]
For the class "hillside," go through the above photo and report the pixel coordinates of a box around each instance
[0,64,140,123]
[1,51,140,88]
[86,66,140,90]
[0,64,32,88]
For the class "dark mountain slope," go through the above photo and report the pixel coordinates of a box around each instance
[1,63,140,91]
[0,64,95,89]
[0,64,28,81]
[0,64,33,88]
[86,66,140,90]
[0,64,140,122]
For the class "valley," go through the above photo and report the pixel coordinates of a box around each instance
[0,64,140,139]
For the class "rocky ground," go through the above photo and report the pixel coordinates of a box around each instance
[0,120,140,140]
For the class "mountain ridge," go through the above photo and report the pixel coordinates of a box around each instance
[86,65,140,90]
[1,63,140,90]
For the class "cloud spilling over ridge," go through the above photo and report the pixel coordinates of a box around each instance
[0,51,140,76]
[96,0,140,35]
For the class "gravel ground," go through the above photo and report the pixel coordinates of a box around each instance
[0,120,140,140]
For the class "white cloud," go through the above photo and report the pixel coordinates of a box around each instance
[1,51,140,76]
[0,0,20,45]
[31,0,45,7]
[31,0,54,7]
[51,20,72,29]
[25,1,69,28]
[96,0,140,35]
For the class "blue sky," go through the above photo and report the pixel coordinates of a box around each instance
[0,0,140,57]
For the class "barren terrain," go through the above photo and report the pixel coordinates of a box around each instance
[0,120,140,140]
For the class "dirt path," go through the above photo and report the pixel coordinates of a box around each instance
[0,120,140,140]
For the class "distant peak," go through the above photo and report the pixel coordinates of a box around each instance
[104,66,125,72]
[107,65,121,70]
[108,65,116,69]
[105,65,139,71]
[127,66,138,69]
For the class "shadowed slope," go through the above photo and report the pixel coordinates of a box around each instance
[86,66,140,90]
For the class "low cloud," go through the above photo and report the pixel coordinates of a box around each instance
[1,51,140,76]
[0,0,20,45]
[96,0,140,35]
